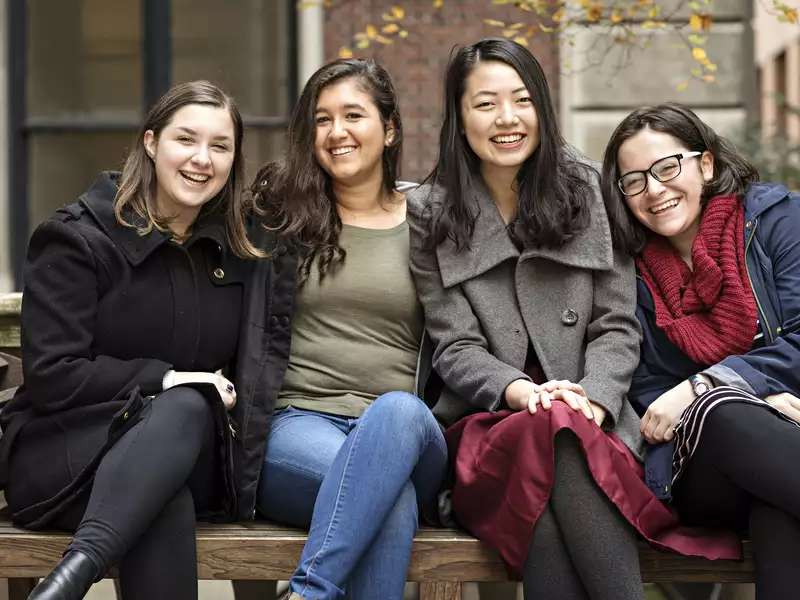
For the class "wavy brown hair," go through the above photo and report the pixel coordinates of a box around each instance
[115,80,260,258]
[252,59,403,284]
[601,102,760,255]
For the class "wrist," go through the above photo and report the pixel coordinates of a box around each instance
[688,374,713,398]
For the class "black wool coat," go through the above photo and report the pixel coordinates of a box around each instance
[0,172,296,527]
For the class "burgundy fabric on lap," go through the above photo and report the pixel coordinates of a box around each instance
[446,403,741,577]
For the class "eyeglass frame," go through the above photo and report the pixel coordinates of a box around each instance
[616,151,703,197]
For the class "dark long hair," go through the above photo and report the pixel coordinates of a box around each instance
[425,38,593,250]
[116,80,258,258]
[252,59,403,284]
[601,102,760,255]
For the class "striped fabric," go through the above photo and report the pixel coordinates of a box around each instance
[672,386,800,484]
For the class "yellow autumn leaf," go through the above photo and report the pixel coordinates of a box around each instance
[391,5,405,18]
[375,34,394,44]
[365,24,377,38]
[676,81,689,92]
[702,74,716,82]
[510,22,526,29]
[399,29,409,38]
[338,46,354,58]
[610,10,623,23]
[433,0,443,7]
[484,18,507,27]
[539,22,555,32]
[502,29,516,37]
[692,47,707,62]
[356,38,370,49]
[383,23,400,33]
[784,7,798,22]
[553,8,565,21]
[513,36,529,46]
[705,62,718,72]
[689,13,703,30]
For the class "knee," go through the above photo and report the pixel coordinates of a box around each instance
[155,387,213,434]
[368,391,434,432]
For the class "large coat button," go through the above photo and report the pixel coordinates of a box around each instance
[561,308,579,326]
[213,267,225,280]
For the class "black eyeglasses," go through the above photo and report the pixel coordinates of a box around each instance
[617,151,703,196]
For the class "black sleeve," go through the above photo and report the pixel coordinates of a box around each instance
[20,219,171,413]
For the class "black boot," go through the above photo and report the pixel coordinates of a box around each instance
[28,551,97,600]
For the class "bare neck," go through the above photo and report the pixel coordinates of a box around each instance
[481,163,520,224]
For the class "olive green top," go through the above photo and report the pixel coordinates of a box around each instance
[276,221,424,417]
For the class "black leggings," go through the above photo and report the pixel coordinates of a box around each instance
[673,401,800,600]
[54,387,218,600]
[523,432,644,600]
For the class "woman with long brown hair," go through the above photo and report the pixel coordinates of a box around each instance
[0,80,289,600]
[251,59,447,600]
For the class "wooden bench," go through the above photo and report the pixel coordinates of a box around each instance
[0,292,755,599]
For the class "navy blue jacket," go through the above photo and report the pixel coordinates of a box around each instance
[630,183,800,499]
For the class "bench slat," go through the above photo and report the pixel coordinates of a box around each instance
[0,520,754,582]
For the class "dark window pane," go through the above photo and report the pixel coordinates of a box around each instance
[27,0,142,120]
[242,128,287,186]
[28,132,134,231]
[172,1,290,116]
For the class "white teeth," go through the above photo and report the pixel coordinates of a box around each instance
[650,199,679,214]
[330,146,356,156]
[181,172,210,183]
[491,134,524,144]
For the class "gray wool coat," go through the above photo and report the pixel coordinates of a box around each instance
[407,177,645,459]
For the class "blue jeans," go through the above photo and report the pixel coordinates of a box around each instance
[256,392,448,600]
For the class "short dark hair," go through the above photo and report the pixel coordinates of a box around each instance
[253,58,403,283]
[424,37,593,250]
[601,102,759,255]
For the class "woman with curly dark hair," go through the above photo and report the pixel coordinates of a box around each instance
[252,58,447,600]
[603,102,800,600]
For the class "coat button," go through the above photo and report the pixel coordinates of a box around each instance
[275,245,287,256]
[561,308,579,326]
[213,267,225,279]
[270,316,279,326]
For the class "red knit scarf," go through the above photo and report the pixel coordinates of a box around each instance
[637,194,757,365]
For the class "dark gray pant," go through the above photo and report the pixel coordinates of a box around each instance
[523,432,644,600]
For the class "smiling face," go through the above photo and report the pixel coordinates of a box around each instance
[616,127,714,253]
[313,77,392,188]
[460,60,539,184]
[144,103,235,232]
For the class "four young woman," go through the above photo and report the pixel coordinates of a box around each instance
[0,39,793,600]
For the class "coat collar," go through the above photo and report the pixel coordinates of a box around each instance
[80,171,229,266]
[744,182,793,222]
[434,177,614,288]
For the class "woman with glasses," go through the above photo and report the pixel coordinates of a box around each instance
[602,102,800,600]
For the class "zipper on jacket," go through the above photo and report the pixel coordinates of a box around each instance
[744,219,775,344]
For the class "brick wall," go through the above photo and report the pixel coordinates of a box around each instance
[323,1,560,182]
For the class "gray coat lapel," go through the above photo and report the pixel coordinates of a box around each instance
[435,178,614,289]
[435,179,519,288]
